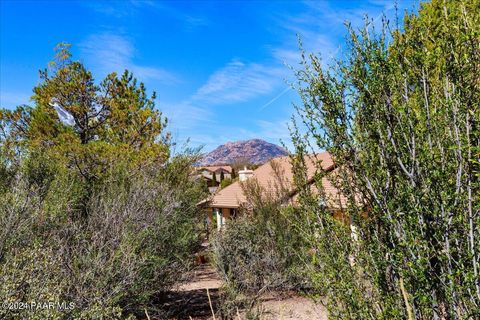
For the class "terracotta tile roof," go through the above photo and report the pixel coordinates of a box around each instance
[207,152,347,209]
[197,165,233,173]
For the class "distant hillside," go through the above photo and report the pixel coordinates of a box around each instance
[199,139,288,166]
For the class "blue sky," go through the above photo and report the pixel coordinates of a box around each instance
[0,0,418,151]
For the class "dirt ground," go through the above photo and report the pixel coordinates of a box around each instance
[259,292,328,320]
[161,264,221,320]
[164,263,328,320]
[177,264,223,292]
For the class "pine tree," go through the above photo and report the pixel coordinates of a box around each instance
[2,43,170,176]
[1,43,171,217]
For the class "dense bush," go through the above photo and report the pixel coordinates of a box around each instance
[212,172,309,318]
[220,177,233,189]
[291,0,480,319]
[0,45,206,319]
[0,154,205,319]
[214,211,305,293]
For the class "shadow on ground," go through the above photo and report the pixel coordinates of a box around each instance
[160,287,220,320]
[158,262,222,319]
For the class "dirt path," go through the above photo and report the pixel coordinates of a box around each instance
[258,293,328,320]
[177,264,222,292]
[162,243,327,320]
[163,264,222,320]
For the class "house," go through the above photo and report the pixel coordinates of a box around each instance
[195,165,234,193]
[201,152,349,230]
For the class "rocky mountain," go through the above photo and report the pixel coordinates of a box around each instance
[199,139,288,166]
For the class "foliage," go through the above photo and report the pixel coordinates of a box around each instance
[220,177,233,189]
[1,43,170,216]
[213,165,310,317]
[0,45,206,318]
[213,208,308,293]
[231,157,260,172]
[216,284,266,320]
[0,157,204,319]
[290,0,480,319]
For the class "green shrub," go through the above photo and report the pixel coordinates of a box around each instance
[290,0,480,318]
[0,43,208,319]
[212,175,310,317]
[220,177,233,189]
[0,155,205,319]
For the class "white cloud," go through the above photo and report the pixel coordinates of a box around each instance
[192,60,285,105]
[85,1,159,18]
[272,34,339,68]
[270,0,414,69]
[162,101,213,130]
[0,91,31,109]
[270,3,348,68]
[83,1,143,18]
[254,119,294,150]
[141,1,210,29]
[80,33,179,83]
[159,59,288,151]
[155,99,219,153]
[85,1,209,30]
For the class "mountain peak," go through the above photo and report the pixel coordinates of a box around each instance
[199,139,288,166]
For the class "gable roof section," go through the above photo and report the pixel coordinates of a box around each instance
[207,152,345,209]
[198,165,232,174]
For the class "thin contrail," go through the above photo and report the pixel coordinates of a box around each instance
[259,86,291,111]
